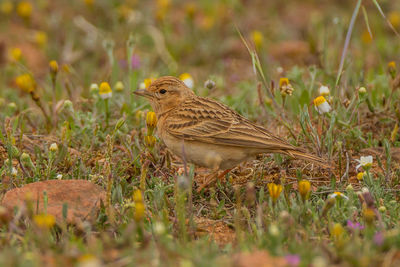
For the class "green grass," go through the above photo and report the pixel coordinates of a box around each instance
[1,0,400,266]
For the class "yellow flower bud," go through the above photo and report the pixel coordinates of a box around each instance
[298,180,311,202]
[15,74,36,93]
[0,1,13,15]
[388,61,397,79]
[357,172,365,181]
[16,1,32,20]
[331,223,344,241]
[9,47,22,62]
[49,60,59,76]
[146,111,157,135]
[363,207,375,225]
[114,81,124,92]
[134,202,145,222]
[34,31,48,48]
[33,213,56,229]
[267,183,283,204]
[144,135,156,148]
[133,189,143,203]
[251,30,263,50]
[49,143,58,152]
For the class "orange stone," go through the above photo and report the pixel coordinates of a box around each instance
[1,180,106,224]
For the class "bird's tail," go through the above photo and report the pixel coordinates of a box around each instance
[284,149,334,169]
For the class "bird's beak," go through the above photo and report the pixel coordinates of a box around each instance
[134,89,153,98]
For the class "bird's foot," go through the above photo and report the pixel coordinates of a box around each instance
[196,168,233,192]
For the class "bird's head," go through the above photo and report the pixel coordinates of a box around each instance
[134,76,195,114]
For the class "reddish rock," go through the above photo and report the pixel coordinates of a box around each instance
[1,180,105,224]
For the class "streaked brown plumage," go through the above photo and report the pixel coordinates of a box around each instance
[135,76,328,182]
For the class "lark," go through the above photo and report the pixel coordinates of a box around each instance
[135,76,329,190]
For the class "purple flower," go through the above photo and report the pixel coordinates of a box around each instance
[374,232,384,246]
[347,220,365,231]
[131,54,140,69]
[285,254,300,267]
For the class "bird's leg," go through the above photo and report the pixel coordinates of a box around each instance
[196,167,234,192]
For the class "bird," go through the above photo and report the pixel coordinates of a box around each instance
[135,76,330,190]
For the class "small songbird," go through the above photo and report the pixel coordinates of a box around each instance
[135,76,329,189]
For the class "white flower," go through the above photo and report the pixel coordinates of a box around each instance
[49,143,58,152]
[90,83,99,93]
[313,96,332,114]
[358,87,367,95]
[318,85,330,96]
[329,191,349,200]
[56,174,63,180]
[355,156,373,170]
[153,222,166,235]
[99,92,112,99]
[11,167,18,177]
[179,73,194,89]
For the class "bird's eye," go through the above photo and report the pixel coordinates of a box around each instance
[159,89,167,94]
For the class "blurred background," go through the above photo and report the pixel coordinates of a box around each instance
[0,0,400,119]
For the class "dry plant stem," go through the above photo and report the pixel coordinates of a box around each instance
[51,77,57,129]
[340,151,350,182]
[336,0,362,86]
[140,160,149,192]
[30,92,51,129]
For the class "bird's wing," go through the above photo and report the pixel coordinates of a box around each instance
[164,97,296,151]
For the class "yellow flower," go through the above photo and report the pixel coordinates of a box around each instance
[9,47,22,62]
[279,78,294,96]
[298,180,311,202]
[267,183,283,204]
[363,207,375,224]
[114,81,124,92]
[117,5,133,20]
[33,213,56,229]
[49,60,59,75]
[389,11,400,29]
[144,135,156,148]
[329,191,349,200]
[133,189,145,222]
[361,30,372,44]
[388,61,397,78]
[84,0,95,7]
[99,82,112,99]
[139,78,154,90]
[77,254,101,267]
[331,223,344,241]
[251,30,263,50]
[0,1,13,15]
[199,15,215,31]
[133,189,143,203]
[184,2,196,19]
[357,172,365,181]
[15,74,36,93]
[134,202,145,222]
[156,0,170,20]
[313,96,331,114]
[179,73,194,89]
[34,31,48,48]
[16,1,32,20]
[146,111,157,135]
